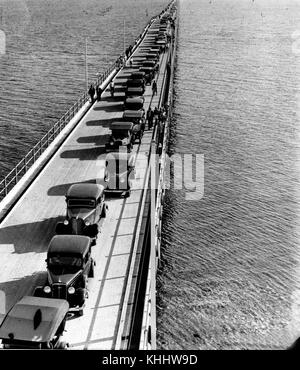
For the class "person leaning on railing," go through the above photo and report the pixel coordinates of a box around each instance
[88,84,95,103]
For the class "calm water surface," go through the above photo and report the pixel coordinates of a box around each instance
[157,0,300,349]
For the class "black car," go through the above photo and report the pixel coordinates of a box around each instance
[124,97,145,112]
[0,296,69,349]
[139,61,158,84]
[34,235,95,316]
[123,110,146,127]
[104,152,136,197]
[125,78,145,97]
[105,121,134,152]
[55,183,106,244]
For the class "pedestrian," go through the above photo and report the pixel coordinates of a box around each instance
[96,85,102,101]
[88,84,95,103]
[147,107,153,129]
[152,80,157,96]
[110,80,115,97]
[153,107,159,126]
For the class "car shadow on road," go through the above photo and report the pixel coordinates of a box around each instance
[77,135,108,146]
[48,178,107,197]
[100,96,124,103]
[0,272,48,322]
[60,147,106,161]
[85,118,117,128]
[0,216,64,255]
[93,103,124,113]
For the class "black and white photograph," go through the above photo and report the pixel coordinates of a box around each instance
[0,0,299,360]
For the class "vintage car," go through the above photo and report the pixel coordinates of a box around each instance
[0,296,69,349]
[130,71,146,82]
[55,183,106,244]
[145,50,160,60]
[122,110,146,129]
[124,97,145,112]
[156,39,167,48]
[104,152,135,197]
[139,60,159,83]
[149,45,162,54]
[34,235,95,316]
[144,53,159,64]
[125,78,145,97]
[105,121,134,152]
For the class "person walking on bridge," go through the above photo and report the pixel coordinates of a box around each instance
[110,80,115,97]
[153,107,159,127]
[96,85,102,102]
[88,84,95,103]
[152,80,157,96]
[147,107,153,130]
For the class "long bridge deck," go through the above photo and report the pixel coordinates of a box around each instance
[0,13,173,349]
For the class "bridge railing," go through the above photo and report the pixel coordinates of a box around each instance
[139,1,178,350]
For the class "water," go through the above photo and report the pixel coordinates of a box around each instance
[157,0,300,349]
[0,0,169,178]
[1,0,300,351]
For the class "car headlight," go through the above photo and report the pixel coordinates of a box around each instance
[85,220,90,226]
[43,286,51,294]
[64,220,69,226]
[68,287,75,295]
[110,141,114,145]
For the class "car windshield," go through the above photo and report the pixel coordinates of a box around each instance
[67,199,95,208]
[48,255,82,273]
[112,130,129,139]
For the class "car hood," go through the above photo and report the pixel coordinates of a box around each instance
[48,269,82,286]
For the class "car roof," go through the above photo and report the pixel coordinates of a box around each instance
[0,296,69,343]
[125,97,144,104]
[48,235,91,256]
[123,110,144,117]
[66,183,104,199]
[110,121,133,130]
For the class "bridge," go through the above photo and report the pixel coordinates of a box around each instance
[0,1,178,350]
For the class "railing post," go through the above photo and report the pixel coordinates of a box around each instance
[4,177,7,196]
